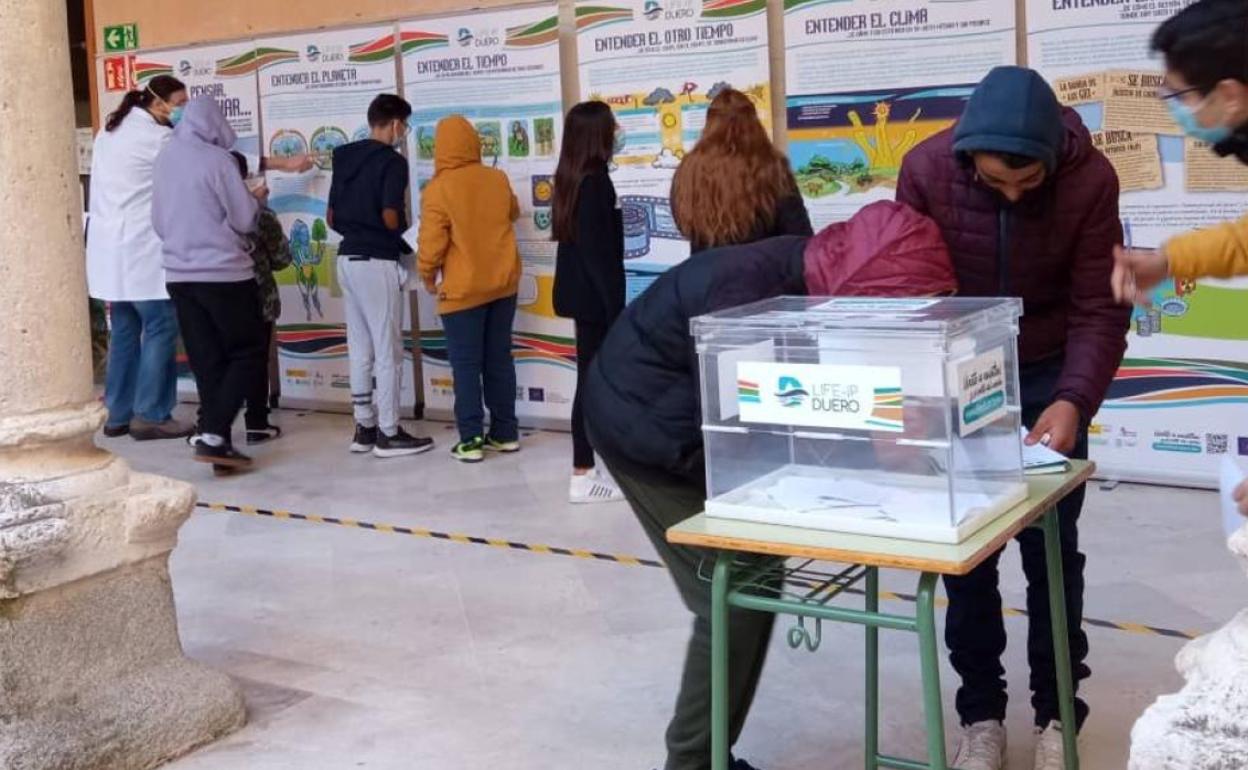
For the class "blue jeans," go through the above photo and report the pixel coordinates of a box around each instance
[441,295,519,443]
[104,300,179,428]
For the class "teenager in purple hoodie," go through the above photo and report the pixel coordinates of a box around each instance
[152,97,266,471]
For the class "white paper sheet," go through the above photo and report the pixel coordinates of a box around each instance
[1220,455,1246,538]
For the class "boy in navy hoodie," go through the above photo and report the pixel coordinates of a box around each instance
[328,94,433,459]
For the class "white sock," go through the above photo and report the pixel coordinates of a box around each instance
[201,433,225,447]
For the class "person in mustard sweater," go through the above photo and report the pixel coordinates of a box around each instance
[1113,0,1248,304]
[418,115,523,463]
[1111,0,1248,516]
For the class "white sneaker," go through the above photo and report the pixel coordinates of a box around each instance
[1033,722,1070,770]
[951,720,1007,770]
[569,469,625,504]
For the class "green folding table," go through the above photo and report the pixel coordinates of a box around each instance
[666,460,1094,770]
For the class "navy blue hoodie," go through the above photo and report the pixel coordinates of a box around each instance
[328,140,412,260]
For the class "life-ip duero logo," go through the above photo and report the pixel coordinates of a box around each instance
[775,376,809,408]
[178,60,193,77]
[643,1,664,20]
[305,45,321,62]
[457,28,474,46]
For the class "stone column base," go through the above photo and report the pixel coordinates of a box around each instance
[0,557,245,770]
[1129,527,1248,769]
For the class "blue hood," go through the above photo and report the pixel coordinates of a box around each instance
[953,66,1065,172]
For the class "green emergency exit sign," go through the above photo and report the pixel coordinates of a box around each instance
[103,23,138,52]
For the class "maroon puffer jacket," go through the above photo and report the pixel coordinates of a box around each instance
[896,108,1130,418]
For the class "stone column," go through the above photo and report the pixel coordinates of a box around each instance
[0,1,244,768]
[1129,525,1248,769]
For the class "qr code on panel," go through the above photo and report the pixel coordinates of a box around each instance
[1207,434,1229,455]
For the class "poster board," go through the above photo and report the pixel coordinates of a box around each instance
[575,0,772,302]
[1026,0,1248,487]
[401,5,575,422]
[783,0,1016,228]
[256,25,420,410]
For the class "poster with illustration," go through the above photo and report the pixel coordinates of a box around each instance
[1028,0,1248,488]
[400,5,574,423]
[257,26,418,409]
[95,42,266,395]
[783,0,1016,228]
[576,0,772,301]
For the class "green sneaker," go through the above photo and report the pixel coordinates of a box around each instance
[485,436,521,453]
[451,437,486,463]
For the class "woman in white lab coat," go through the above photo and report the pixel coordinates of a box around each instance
[87,74,193,440]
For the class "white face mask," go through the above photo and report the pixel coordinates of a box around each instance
[392,121,408,149]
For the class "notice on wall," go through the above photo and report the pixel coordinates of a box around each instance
[1091,130,1163,193]
[1102,70,1178,135]
[1027,0,1248,488]
[783,0,1016,228]
[576,0,772,302]
[1053,72,1105,106]
[401,6,574,423]
[257,26,419,409]
[1185,138,1248,193]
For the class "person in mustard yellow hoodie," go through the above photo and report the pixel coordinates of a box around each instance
[1111,0,1248,517]
[1113,0,1248,305]
[418,115,522,463]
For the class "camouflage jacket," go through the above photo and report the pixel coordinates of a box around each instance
[248,208,293,322]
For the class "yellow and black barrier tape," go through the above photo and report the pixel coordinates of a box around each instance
[196,501,1202,642]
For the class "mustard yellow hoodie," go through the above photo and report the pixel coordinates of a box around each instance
[418,115,521,314]
[1165,213,1248,282]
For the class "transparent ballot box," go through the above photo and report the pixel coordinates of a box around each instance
[693,297,1026,544]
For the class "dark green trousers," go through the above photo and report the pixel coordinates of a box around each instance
[609,462,779,770]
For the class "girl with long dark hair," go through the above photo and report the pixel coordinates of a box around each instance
[671,88,812,253]
[552,101,626,504]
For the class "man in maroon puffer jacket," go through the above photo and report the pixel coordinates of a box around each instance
[897,66,1130,770]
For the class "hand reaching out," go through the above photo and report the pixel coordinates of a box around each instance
[1111,246,1169,306]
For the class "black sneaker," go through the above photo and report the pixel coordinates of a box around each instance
[373,427,434,458]
[102,423,130,438]
[350,424,378,454]
[246,424,283,445]
[193,442,253,469]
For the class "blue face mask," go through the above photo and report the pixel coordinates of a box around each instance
[169,105,185,127]
[1166,96,1232,144]
[613,126,626,156]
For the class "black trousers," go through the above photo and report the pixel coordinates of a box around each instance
[571,320,609,469]
[245,322,275,430]
[168,281,268,442]
[943,359,1091,730]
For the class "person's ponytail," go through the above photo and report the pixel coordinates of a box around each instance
[105,90,146,132]
[104,75,186,132]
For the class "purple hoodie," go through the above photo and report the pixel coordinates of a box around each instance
[152,97,259,283]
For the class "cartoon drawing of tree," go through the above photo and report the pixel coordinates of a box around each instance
[311,218,328,263]
[290,218,324,321]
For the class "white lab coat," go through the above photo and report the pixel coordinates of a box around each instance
[86,108,172,302]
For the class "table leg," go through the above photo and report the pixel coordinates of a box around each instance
[915,572,948,770]
[1042,508,1080,770]
[865,567,880,770]
[711,551,731,770]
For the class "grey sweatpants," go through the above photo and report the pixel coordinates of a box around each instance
[337,256,404,434]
